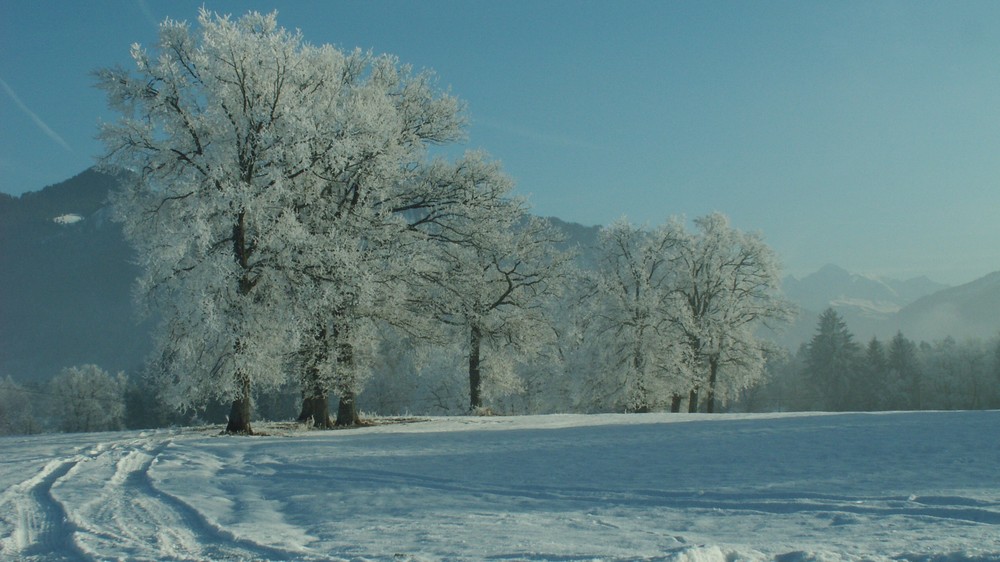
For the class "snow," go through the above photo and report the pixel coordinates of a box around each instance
[1,411,998,561]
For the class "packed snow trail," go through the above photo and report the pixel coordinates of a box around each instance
[1,411,999,561]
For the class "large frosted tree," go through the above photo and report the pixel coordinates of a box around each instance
[665,213,794,413]
[96,10,384,433]
[99,8,524,430]
[417,156,573,412]
[284,52,467,427]
[587,219,692,412]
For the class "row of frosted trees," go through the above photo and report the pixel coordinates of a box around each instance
[97,10,792,433]
[746,308,1000,412]
[0,366,126,435]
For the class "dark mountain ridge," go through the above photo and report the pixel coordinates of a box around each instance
[0,169,149,381]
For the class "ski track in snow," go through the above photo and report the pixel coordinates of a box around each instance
[0,433,319,561]
[0,412,999,561]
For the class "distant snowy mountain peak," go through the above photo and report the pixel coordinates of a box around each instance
[827,297,901,316]
[776,263,999,347]
[53,213,83,225]
[783,264,949,313]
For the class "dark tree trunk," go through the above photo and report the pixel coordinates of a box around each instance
[335,391,360,427]
[670,394,682,413]
[333,321,359,427]
[468,325,483,411]
[226,213,255,435]
[706,356,719,414]
[631,350,648,413]
[298,394,332,428]
[298,324,333,429]
[225,373,253,434]
[688,388,699,413]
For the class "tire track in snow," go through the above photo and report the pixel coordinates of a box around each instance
[71,441,227,560]
[71,439,317,561]
[137,443,296,561]
[6,457,86,561]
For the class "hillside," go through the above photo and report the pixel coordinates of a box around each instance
[0,169,150,381]
[892,271,1000,341]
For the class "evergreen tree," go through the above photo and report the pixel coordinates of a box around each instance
[804,308,861,411]
[861,337,888,410]
[887,331,922,410]
[991,338,1000,408]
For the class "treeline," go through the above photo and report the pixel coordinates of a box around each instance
[83,9,796,434]
[0,366,125,435]
[742,308,1000,413]
[2,210,792,435]
[6,306,998,435]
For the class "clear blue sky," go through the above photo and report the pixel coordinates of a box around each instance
[2,1,999,285]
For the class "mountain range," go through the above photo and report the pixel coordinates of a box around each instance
[1,169,997,381]
[780,264,1000,347]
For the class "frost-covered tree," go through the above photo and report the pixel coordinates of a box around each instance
[664,213,794,413]
[586,219,692,412]
[283,60,500,426]
[418,159,573,411]
[0,376,42,435]
[920,337,991,410]
[97,10,461,432]
[50,365,127,433]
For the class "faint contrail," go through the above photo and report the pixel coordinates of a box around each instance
[135,0,160,29]
[0,77,73,153]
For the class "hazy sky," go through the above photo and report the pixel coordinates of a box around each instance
[2,1,999,285]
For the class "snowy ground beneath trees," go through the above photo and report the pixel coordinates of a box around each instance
[1,411,998,561]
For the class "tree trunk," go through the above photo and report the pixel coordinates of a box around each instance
[226,214,255,435]
[225,372,253,434]
[335,391,360,427]
[631,349,648,413]
[706,356,719,414]
[298,394,332,428]
[468,324,483,411]
[670,394,682,413]
[298,324,333,429]
[687,388,699,413]
[333,321,359,427]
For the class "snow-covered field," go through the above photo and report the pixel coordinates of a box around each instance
[1,411,998,561]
